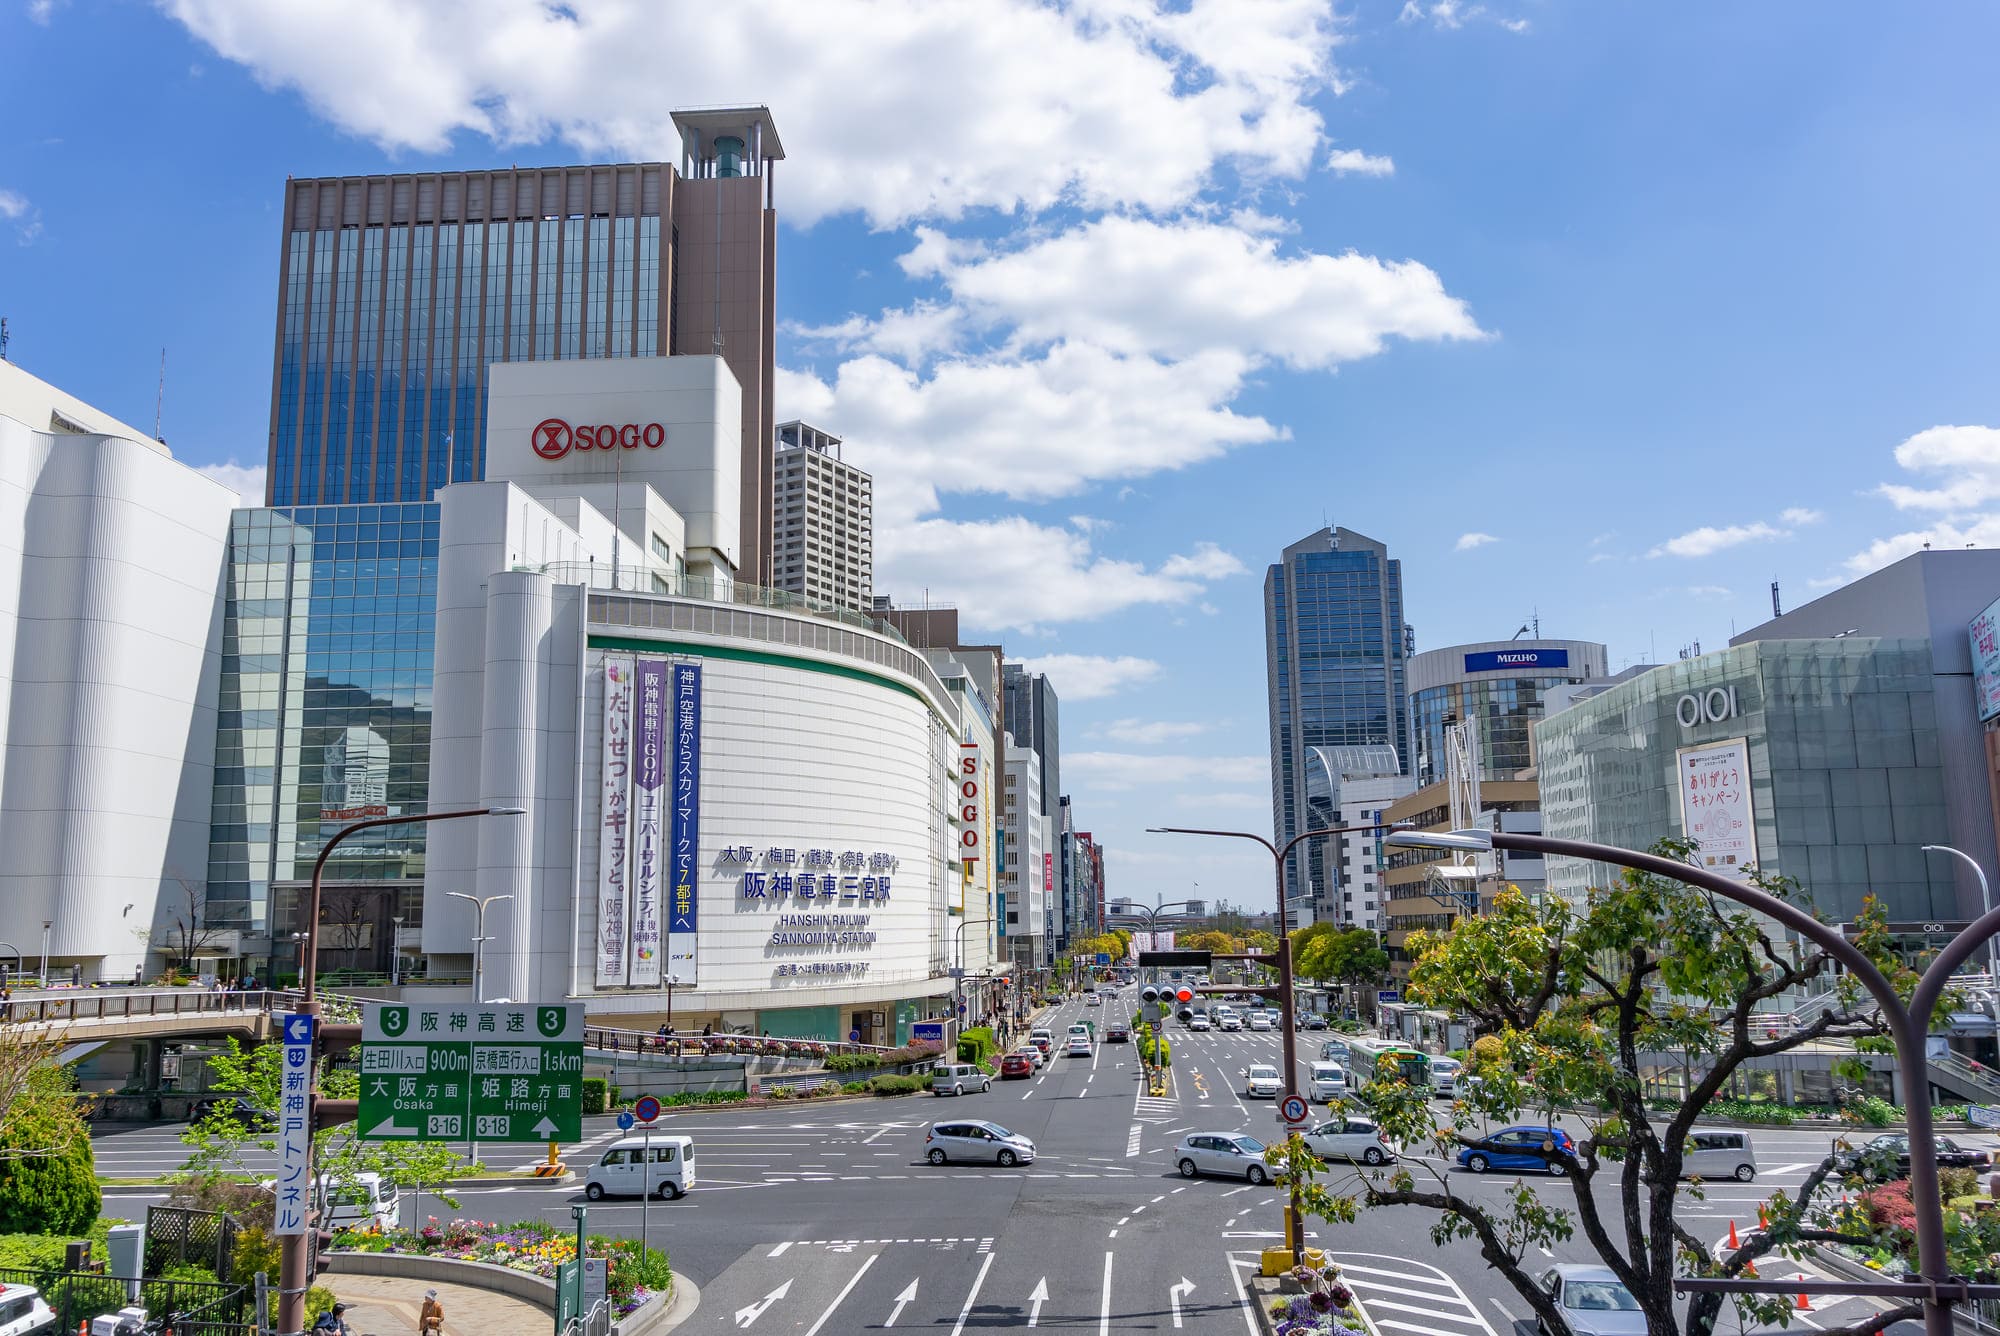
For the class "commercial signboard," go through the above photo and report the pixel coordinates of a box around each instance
[1973,596,2000,722]
[359,1003,584,1143]
[1677,737,1757,880]
[274,1014,314,1236]
[629,659,668,987]
[1464,648,1569,674]
[957,741,984,867]
[596,658,634,986]
[668,662,702,983]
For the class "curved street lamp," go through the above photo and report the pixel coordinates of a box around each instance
[1387,826,1993,1336]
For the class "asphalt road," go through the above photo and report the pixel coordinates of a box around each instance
[92,998,2000,1334]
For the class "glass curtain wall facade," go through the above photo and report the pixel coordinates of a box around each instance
[207,504,438,975]
[269,168,670,508]
[1408,642,1608,785]
[1265,527,1412,902]
[1535,639,1955,924]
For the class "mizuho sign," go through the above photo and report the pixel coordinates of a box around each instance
[1677,685,1740,729]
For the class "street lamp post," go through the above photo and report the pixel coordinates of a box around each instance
[39,921,51,989]
[1924,845,2000,1037]
[276,805,523,1336]
[444,892,516,1006]
[1147,821,1410,1266]
[952,918,993,1027]
[389,916,404,988]
[1387,826,1989,1336]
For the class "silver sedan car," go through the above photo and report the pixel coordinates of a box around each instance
[1534,1264,1646,1336]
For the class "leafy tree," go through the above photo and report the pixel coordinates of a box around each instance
[1295,926,1388,991]
[0,1065,100,1234]
[179,1037,466,1219]
[1177,929,1241,956]
[1309,841,1928,1336]
[1243,929,1280,956]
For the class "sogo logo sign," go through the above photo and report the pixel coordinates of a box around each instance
[533,417,666,461]
[958,742,983,865]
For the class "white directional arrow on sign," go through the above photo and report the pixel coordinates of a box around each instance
[885,1278,918,1327]
[531,1116,561,1138]
[1027,1277,1049,1328]
[1170,1277,1196,1329]
[366,1117,417,1138]
[734,1279,791,1328]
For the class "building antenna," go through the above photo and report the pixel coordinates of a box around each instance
[154,347,167,441]
[1771,580,1782,618]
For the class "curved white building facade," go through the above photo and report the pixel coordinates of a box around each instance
[0,361,238,979]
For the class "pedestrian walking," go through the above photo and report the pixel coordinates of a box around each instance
[420,1287,445,1335]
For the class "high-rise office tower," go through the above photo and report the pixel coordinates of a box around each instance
[1264,526,1413,904]
[772,421,873,612]
[1002,663,1062,942]
[265,107,783,581]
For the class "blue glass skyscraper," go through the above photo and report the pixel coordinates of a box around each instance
[1264,526,1413,905]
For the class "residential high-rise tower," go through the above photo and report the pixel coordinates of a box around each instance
[772,420,873,612]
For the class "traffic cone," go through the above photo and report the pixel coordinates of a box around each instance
[1796,1293,1811,1312]
[1759,1206,1769,1229]
[1728,1219,1740,1249]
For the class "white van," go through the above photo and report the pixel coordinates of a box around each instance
[1678,1130,1758,1183]
[585,1135,696,1200]
[264,1171,399,1230]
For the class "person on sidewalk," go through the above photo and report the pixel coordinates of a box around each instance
[312,1302,352,1336]
[420,1288,445,1335]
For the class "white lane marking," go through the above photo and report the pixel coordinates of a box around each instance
[1227,1253,1262,1336]
[1364,1298,1492,1326]
[1489,1300,1518,1324]
[1222,1185,1255,1197]
[1099,1251,1115,1336]
[949,1250,997,1336]
[802,1252,878,1336]
[1335,1253,1498,1336]
[766,1242,792,1258]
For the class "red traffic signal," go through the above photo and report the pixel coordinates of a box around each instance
[1174,986,1194,1004]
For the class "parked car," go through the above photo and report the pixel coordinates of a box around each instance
[1837,1132,1991,1179]
[1534,1265,1646,1336]
[1308,1061,1347,1102]
[931,1063,993,1096]
[1176,1133,1271,1183]
[1000,1052,1035,1080]
[585,1135,696,1201]
[192,1095,274,1131]
[0,1284,56,1336]
[1105,1024,1130,1043]
[926,1121,1036,1167]
[1243,1064,1284,1098]
[1459,1126,1576,1175]
[1302,1116,1395,1165]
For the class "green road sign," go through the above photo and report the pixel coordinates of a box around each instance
[359,1002,584,1143]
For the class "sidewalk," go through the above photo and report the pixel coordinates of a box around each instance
[322,1272,546,1336]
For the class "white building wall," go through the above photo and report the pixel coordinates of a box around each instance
[1332,775,1415,931]
[0,362,237,977]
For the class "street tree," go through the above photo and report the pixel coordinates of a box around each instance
[151,880,236,977]
[1311,840,1932,1336]
[0,1062,100,1233]
[1176,929,1241,956]
[179,1035,465,1219]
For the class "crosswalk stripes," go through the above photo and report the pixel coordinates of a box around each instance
[1332,1252,1499,1336]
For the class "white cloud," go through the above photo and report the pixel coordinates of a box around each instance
[830,214,1484,371]
[1875,425,2000,512]
[0,189,40,244]
[1097,718,1213,745]
[0,190,28,220]
[1014,655,1162,702]
[1326,147,1394,177]
[1398,0,1528,32]
[1778,507,1823,526]
[1647,521,1781,559]
[877,517,1244,633]
[1065,750,1269,789]
[1454,531,1497,551]
[196,459,266,507]
[161,0,1344,228]
[27,0,60,22]
[1843,515,2000,576]
[1684,585,1734,600]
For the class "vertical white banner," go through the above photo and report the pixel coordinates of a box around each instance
[274,1013,314,1236]
[1677,737,1757,880]
[629,659,667,987]
[596,656,634,986]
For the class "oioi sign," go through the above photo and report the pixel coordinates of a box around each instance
[359,1002,584,1143]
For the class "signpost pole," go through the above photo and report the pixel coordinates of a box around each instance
[640,1119,652,1271]
[571,1204,588,1333]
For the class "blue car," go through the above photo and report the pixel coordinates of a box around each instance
[1458,1125,1575,1175]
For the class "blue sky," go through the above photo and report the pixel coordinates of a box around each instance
[4,1,1999,902]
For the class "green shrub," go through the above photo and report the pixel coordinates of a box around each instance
[867,1075,924,1096]
[824,1053,882,1073]
[582,1078,610,1115]
[842,1081,869,1093]
[1940,1166,1981,1201]
[1849,1095,1897,1127]
[0,1068,100,1234]
[661,1090,745,1107]
[956,1027,997,1067]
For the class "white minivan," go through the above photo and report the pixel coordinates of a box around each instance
[263,1170,399,1230]
[585,1134,696,1200]
[1650,1130,1758,1183]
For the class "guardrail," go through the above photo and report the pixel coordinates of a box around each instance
[1930,1050,2000,1105]
[584,1024,903,1061]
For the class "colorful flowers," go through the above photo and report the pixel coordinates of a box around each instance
[331,1217,669,1314]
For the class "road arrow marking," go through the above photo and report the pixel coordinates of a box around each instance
[532,1116,561,1138]
[366,1117,417,1137]
[886,1278,918,1327]
[1026,1278,1049,1328]
[1171,1277,1196,1329]
[734,1278,791,1328]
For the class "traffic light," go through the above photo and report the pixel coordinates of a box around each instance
[1141,984,1161,1005]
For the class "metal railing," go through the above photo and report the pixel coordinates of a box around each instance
[1929,1050,2000,1104]
[537,563,900,639]
[584,1023,905,1060]
[0,1266,253,1336]
[0,987,277,1027]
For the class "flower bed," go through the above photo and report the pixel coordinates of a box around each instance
[331,1218,669,1315]
[1268,1264,1368,1336]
